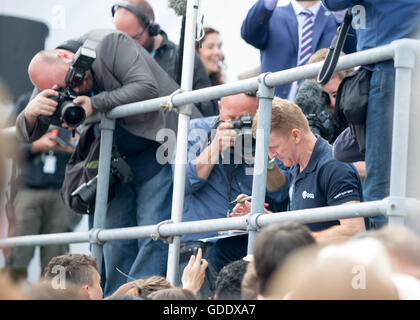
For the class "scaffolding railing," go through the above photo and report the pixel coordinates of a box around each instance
[1,0,420,285]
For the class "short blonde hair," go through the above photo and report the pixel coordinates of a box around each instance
[307,48,354,81]
[125,276,173,298]
[253,97,310,137]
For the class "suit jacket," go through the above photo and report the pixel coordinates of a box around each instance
[241,1,357,99]
[16,29,202,143]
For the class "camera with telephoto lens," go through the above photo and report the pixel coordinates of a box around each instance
[48,43,96,128]
[71,150,134,213]
[229,114,255,163]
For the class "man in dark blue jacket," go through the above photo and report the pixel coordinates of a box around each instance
[322,0,420,229]
[241,0,356,101]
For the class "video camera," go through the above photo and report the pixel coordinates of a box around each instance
[295,80,338,143]
[48,43,96,128]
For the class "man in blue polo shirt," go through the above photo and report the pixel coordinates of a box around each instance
[234,97,366,242]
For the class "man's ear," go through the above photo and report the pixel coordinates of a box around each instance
[291,128,302,143]
[218,100,222,112]
[80,285,91,299]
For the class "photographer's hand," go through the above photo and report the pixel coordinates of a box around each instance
[73,96,93,119]
[31,131,57,154]
[195,122,237,180]
[24,89,59,133]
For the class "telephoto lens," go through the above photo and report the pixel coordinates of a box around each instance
[60,100,86,127]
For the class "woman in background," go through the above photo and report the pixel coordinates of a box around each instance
[196,27,226,86]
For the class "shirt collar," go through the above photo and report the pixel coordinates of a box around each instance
[298,135,327,175]
[291,0,321,17]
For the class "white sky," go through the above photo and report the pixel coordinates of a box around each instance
[0,0,290,82]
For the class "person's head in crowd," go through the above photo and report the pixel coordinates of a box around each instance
[147,287,197,300]
[195,27,225,86]
[125,275,173,298]
[0,270,28,300]
[306,48,354,111]
[253,97,312,168]
[358,225,420,280]
[218,91,258,123]
[112,0,158,53]
[267,238,399,299]
[42,253,103,300]
[19,281,86,300]
[214,259,249,300]
[28,49,93,95]
[253,221,315,297]
[241,261,258,300]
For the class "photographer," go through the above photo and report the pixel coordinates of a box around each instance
[174,92,288,298]
[7,92,79,282]
[296,49,366,178]
[15,29,202,297]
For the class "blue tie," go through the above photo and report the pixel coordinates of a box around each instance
[298,10,314,67]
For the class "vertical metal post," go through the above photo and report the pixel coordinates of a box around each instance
[166,0,200,285]
[91,114,115,272]
[247,73,274,254]
[388,41,416,225]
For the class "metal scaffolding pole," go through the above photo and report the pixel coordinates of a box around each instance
[247,73,274,254]
[90,115,116,272]
[389,39,420,224]
[166,0,200,285]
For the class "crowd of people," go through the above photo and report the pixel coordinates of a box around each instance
[1,0,420,301]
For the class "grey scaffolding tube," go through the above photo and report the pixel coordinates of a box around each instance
[2,39,420,283]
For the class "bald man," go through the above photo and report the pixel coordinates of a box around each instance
[23,49,94,135]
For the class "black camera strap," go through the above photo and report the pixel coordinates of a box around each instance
[317,10,353,85]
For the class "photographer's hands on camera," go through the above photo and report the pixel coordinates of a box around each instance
[195,121,237,180]
[24,88,93,131]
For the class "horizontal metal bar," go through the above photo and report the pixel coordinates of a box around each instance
[0,200,389,248]
[2,40,417,137]
[105,41,398,121]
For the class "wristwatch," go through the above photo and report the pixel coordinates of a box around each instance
[267,158,276,171]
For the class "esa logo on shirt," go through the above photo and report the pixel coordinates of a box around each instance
[302,190,315,199]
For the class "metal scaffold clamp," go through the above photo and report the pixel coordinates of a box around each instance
[89,228,104,246]
[151,220,174,244]
[160,89,185,113]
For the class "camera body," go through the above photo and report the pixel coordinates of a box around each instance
[48,42,96,128]
[71,151,134,214]
[305,89,337,143]
[306,109,337,143]
[229,114,255,163]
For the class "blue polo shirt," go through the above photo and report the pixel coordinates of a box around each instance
[176,116,289,242]
[284,136,363,231]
